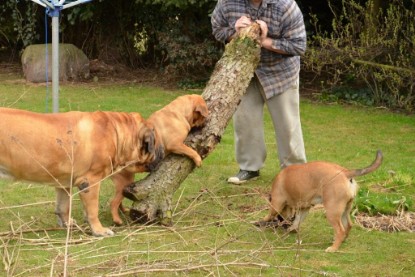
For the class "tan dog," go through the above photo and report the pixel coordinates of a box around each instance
[148,94,208,166]
[0,108,164,236]
[111,94,209,224]
[262,150,383,252]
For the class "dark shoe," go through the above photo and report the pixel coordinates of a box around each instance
[227,170,259,184]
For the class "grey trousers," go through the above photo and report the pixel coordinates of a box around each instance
[233,76,307,170]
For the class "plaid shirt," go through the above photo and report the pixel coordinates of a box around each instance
[211,0,306,99]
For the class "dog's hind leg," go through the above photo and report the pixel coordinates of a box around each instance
[325,200,348,252]
[55,187,72,227]
[342,200,354,238]
[110,171,134,226]
[287,208,309,233]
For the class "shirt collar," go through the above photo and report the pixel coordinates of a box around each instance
[246,0,279,7]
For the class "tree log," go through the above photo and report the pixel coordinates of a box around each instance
[123,24,261,225]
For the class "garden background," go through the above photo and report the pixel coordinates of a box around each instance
[0,0,414,276]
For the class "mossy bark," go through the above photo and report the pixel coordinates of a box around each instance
[123,24,262,225]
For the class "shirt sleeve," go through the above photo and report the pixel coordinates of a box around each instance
[211,0,236,43]
[271,1,306,56]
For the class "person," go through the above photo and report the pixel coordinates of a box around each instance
[211,0,307,184]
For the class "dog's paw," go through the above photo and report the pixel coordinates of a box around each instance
[194,156,202,167]
[92,227,115,237]
[325,246,338,253]
[57,217,77,228]
[112,218,123,226]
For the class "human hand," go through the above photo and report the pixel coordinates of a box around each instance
[256,20,268,42]
[235,16,253,32]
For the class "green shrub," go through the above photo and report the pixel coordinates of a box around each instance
[0,0,39,50]
[355,187,413,215]
[304,0,415,112]
[152,16,222,81]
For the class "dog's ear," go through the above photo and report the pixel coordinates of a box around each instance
[195,103,209,118]
[142,128,155,154]
[192,102,209,128]
[142,127,165,171]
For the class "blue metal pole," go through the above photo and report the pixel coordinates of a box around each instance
[31,0,93,113]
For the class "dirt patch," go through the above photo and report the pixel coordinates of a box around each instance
[88,59,165,85]
[313,206,415,233]
[355,212,415,232]
[0,61,180,90]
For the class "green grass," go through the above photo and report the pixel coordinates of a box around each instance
[0,75,414,276]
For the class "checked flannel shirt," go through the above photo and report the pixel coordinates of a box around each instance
[211,0,307,99]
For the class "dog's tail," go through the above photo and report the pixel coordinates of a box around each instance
[346,150,383,178]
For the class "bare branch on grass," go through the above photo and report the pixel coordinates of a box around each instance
[0,201,56,211]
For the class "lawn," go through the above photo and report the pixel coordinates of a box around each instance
[0,70,414,276]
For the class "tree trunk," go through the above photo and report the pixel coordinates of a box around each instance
[123,24,262,225]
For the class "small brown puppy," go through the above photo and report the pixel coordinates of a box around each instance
[148,94,208,166]
[0,108,164,236]
[262,150,383,252]
[110,94,209,225]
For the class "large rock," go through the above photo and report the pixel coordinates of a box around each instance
[21,43,90,83]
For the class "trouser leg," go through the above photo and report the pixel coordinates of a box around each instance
[233,78,266,171]
[266,78,307,168]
